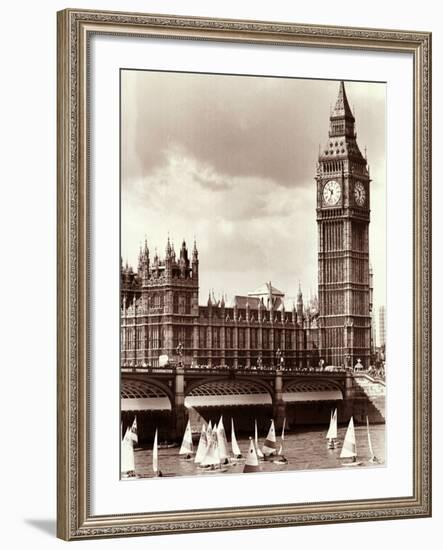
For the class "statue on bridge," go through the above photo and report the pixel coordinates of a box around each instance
[275,348,284,371]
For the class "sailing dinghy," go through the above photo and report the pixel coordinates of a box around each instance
[366,416,381,464]
[254,419,264,459]
[216,416,230,465]
[326,408,338,449]
[243,437,261,473]
[152,428,163,477]
[194,423,208,464]
[200,434,228,473]
[179,419,194,460]
[339,416,362,466]
[262,419,278,459]
[274,418,288,464]
[121,427,137,479]
[230,418,243,460]
[206,420,213,441]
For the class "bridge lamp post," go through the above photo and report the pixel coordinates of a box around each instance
[275,348,282,371]
[257,354,263,371]
[176,341,184,368]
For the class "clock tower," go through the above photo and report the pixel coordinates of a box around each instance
[316,81,371,369]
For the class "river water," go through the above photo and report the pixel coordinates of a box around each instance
[132,424,385,479]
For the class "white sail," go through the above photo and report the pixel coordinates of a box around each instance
[179,419,194,455]
[194,423,208,464]
[254,419,264,459]
[217,416,229,460]
[366,416,374,458]
[121,438,135,476]
[207,420,213,441]
[200,436,220,467]
[214,438,221,465]
[128,416,138,445]
[262,419,278,456]
[243,438,260,473]
[326,409,338,440]
[278,418,286,455]
[340,417,357,458]
[153,428,159,474]
[231,418,242,457]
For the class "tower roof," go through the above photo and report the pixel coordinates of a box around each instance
[248,282,285,298]
[331,81,354,121]
[318,80,366,165]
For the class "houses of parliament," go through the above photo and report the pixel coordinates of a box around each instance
[121,81,374,371]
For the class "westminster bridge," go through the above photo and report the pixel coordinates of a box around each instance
[121,365,385,443]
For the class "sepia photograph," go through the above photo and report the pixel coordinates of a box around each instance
[119,70,387,479]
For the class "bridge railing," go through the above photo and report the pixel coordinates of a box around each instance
[120,364,348,377]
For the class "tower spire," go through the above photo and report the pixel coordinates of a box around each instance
[332,81,354,120]
[328,81,356,139]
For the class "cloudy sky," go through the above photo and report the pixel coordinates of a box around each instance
[121,70,386,318]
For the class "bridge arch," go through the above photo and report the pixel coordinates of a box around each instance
[283,379,344,402]
[121,377,173,411]
[184,378,273,408]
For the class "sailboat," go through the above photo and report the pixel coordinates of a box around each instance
[179,419,194,460]
[366,416,380,464]
[216,416,230,465]
[200,434,228,473]
[254,419,264,459]
[152,428,163,477]
[128,416,139,447]
[274,418,288,464]
[121,427,137,479]
[339,416,362,466]
[194,423,208,464]
[243,437,261,473]
[262,419,278,459]
[326,408,338,449]
[230,418,243,460]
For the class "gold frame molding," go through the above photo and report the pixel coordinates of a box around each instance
[57,8,432,541]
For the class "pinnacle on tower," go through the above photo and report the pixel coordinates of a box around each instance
[331,80,355,121]
[180,239,188,260]
[165,236,172,258]
[192,238,198,260]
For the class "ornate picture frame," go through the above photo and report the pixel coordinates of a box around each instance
[57,8,431,540]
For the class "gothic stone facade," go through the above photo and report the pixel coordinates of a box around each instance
[121,242,320,369]
[316,81,372,368]
[121,81,372,370]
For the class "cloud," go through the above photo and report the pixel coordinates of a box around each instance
[121,71,343,189]
[121,71,386,308]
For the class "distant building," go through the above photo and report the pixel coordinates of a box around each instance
[379,306,386,348]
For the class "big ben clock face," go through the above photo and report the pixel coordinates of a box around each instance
[354,181,366,206]
[323,180,341,206]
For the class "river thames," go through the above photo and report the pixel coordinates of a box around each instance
[131,423,385,479]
